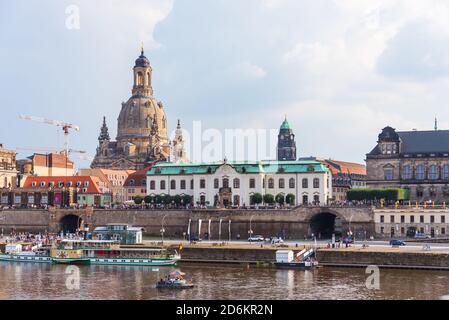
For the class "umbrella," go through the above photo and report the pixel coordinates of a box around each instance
[169,270,185,278]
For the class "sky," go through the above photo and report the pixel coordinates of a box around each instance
[2,0,449,169]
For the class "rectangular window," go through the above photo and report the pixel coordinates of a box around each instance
[410,215,415,223]
[442,228,446,235]
[181,180,186,190]
[200,179,206,189]
[401,216,405,223]
[380,215,384,223]
[249,179,256,189]
[442,216,446,223]
[420,215,424,223]
[390,216,395,223]
[431,216,435,223]
[380,227,384,234]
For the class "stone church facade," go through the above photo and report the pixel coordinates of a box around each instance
[91,49,187,170]
[366,126,449,202]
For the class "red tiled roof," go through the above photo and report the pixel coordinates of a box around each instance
[22,176,107,194]
[318,159,366,176]
[124,166,151,187]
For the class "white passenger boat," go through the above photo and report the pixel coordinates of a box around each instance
[0,240,181,266]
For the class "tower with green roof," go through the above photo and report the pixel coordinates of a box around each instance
[277,116,297,161]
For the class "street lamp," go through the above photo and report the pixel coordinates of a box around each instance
[248,215,255,241]
[161,214,168,245]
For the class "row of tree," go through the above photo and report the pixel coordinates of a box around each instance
[247,193,296,205]
[132,193,296,206]
[133,194,193,206]
[347,188,410,201]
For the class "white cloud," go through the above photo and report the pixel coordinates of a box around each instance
[229,61,266,79]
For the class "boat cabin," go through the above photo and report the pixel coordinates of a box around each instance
[92,224,144,245]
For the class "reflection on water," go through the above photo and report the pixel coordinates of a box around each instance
[0,262,449,300]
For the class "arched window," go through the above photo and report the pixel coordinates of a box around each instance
[289,178,295,189]
[443,165,449,180]
[170,180,176,190]
[302,178,308,188]
[233,178,240,189]
[416,165,425,180]
[160,180,166,190]
[268,178,274,189]
[402,165,412,180]
[150,181,155,190]
[279,178,285,189]
[223,178,229,189]
[233,195,240,206]
[429,165,439,180]
[137,72,144,86]
[214,179,219,189]
[313,178,320,188]
[249,179,256,189]
[180,180,186,190]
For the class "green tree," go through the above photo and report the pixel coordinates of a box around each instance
[173,195,182,205]
[155,195,163,204]
[252,193,263,205]
[133,195,144,205]
[163,195,173,205]
[182,195,192,206]
[263,194,275,205]
[144,195,154,204]
[276,193,285,205]
[286,193,296,205]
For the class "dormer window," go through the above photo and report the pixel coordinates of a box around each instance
[40,182,46,188]
[58,182,64,188]
[31,182,37,187]
[76,181,82,187]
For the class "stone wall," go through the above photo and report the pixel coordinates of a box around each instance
[318,249,449,269]
[0,206,375,239]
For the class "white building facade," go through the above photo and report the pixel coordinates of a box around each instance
[147,160,332,206]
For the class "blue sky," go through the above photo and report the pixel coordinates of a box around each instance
[2,0,449,168]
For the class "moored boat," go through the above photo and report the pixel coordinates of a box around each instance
[0,239,180,267]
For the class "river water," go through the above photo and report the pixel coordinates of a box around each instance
[0,262,448,300]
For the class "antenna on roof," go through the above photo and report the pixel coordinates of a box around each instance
[435,116,438,131]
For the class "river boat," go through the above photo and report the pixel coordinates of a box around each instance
[0,239,180,266]
[156,270,194,289]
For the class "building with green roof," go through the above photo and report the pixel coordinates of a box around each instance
[147,159,332,208]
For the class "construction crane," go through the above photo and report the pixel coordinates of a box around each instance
[15,147,87,155]
[19,115,81,157]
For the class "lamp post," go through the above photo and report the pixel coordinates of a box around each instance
[248,215,255,241]
[161,214,167,245]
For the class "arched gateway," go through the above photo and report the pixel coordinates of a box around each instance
[60,214,83,234]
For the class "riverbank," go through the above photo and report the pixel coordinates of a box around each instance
[153,242,449,270]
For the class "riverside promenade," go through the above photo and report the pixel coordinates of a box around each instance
[147,240,449,270]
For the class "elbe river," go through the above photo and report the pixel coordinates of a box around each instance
[0,262,448,300]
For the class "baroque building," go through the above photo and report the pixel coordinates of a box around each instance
[277,117,297,161]
[147,159,332,207]
[366,126,449,202]
[91,49,186,170]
